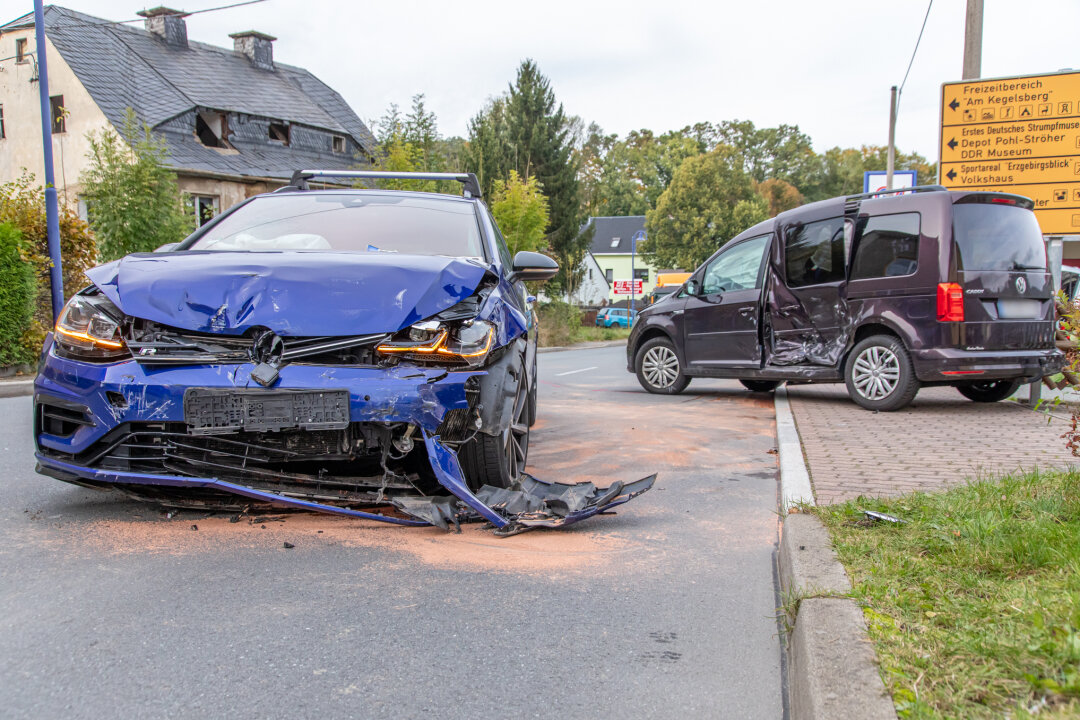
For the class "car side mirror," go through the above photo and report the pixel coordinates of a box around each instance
[510,251,559,282]
[686,280,700,296]
[155,242,179,253]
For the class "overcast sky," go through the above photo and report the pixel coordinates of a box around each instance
[45,1,1080,161]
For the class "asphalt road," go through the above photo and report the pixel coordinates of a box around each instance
[0,345,783,719]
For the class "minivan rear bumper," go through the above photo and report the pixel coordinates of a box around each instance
[911,347,1063,383]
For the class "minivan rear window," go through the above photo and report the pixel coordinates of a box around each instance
[952,204,1046,272]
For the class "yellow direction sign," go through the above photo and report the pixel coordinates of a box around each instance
[939,70,1080,235]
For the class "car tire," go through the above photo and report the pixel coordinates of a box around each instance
[527,355,538,427]
[844,335,920,411]
[739,379,780,393]
[459,363,531,490]
[635,337,690,395]
[955,379,1022,403]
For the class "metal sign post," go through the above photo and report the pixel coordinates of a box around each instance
[34,0,65,319]
[631,230,645,315]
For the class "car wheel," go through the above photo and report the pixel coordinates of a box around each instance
[527,355,538,427]
[635,337,690,395]
[739,379,780,393]
[844,335,919,411]
[459,364,531,490]
[956,379,1022,403]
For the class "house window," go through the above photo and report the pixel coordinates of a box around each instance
[190,195,219,227]
[50,95,65,134]
[15,38,28,63]
[332,135,346,153]
[610,237,621,248]
[0,105,5,140]
[268,122,290,145]
[634,268,649,283]
[196,111,230,148]
[605,268,613,283]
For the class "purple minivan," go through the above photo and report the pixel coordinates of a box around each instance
[627,187,1063,411]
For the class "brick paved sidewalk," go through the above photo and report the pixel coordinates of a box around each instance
[786,384,1078,504]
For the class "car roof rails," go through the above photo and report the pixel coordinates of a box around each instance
[287,170,483,199]
[846,184,948,201]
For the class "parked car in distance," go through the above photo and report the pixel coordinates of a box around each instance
[596,307,638,328]
[628,186,1062,411]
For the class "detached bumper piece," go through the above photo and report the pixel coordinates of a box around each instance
[35,431,655,537]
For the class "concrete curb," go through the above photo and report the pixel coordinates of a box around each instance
[538,339,627,354]
[775,390,897,720]
[0,379,34,399]
[776,386,813,510]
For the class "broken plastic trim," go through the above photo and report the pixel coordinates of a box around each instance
[34,431,656,537]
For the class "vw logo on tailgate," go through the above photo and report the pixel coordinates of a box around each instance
[1016,276,1027,294]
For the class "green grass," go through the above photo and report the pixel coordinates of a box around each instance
[813,471,1080,719]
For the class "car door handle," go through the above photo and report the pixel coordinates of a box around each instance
[738,306,755,316]
[777,304,799,316]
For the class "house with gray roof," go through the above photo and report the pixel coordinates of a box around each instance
[0,5,377,224]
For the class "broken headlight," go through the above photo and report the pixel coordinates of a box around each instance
[53,292,130,362]
[377,319,494,366]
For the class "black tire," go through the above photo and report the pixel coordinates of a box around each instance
[459,364,531,490]
[956,379,1022,403]
[527,355,538,427]
[634,337,690,395]
[739,379,780,393]
[844,335,920,411]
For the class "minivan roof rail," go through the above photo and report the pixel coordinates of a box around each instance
[287,170,482,199]
[846,184,948,201]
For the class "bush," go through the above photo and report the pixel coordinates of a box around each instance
[0,172,98,357]
[0,223,38,367]
[536,300,581,348]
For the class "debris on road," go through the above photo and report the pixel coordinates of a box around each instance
[863,510,905,524]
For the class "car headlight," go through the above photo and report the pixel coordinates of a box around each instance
[53,292,130,362]
[377,319,495,366]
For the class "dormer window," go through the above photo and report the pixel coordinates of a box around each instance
[195,111,230,148]
[268,122,290,145]
[610,237,621,248]
[332,135,346,153]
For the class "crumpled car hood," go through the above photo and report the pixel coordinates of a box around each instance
[85,251,489,336]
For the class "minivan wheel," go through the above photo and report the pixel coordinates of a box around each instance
[635,337,690,395]
[956,379,1022,403]
[739,379,780,393]
[844,335,919,411]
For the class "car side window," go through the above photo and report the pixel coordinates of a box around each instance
[485,208,514,271]
[850,212,920,280]
[700,234,770,295]
[785,217,845,287]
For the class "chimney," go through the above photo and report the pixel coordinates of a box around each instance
[229,31,276,71]
[136,7,189,48]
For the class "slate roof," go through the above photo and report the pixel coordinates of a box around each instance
[2,6,377,180]
[587,216,647,255]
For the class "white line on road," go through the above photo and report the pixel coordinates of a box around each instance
[555,366,598,377]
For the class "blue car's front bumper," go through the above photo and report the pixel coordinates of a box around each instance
[34,340,654,534]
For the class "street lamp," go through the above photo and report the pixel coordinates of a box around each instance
[631,229,645,315]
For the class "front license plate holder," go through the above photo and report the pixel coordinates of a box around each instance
[184,388,350,435]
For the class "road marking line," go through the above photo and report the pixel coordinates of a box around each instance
[555,366,598,377]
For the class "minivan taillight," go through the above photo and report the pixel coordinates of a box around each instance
[937,283,964,322]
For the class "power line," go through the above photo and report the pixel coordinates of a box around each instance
[896,0,934,114]
[43,0,270,30]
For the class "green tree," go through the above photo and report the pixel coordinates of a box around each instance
[801,145,937,202]
[490,171,549,255]
[714,119,818,189]
[80,108,192,261]
[0,223,38,367]
[643,145,768,270]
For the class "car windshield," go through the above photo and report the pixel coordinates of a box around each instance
[952,203,1046,271]
[188,193,486,259]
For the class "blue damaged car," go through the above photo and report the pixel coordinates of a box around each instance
[33,171,654,535]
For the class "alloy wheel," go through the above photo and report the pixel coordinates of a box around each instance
[642,345,680,389]
[851,346,901,400]
[504,380,530,479]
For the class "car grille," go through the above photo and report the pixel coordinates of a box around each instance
[40,422,427,504]
[124,320,387,366]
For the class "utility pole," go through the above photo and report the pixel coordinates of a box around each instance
[33,0,65,319]
[962,0,983,80]
[886,86,897,189]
